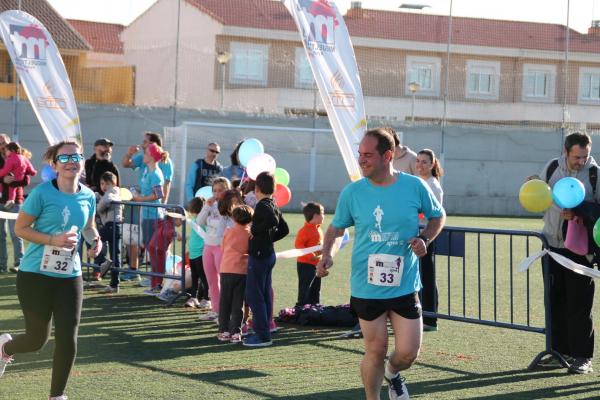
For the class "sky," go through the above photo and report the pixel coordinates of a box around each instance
[46,0,600,33]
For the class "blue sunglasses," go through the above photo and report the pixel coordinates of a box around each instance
[55,153,84,164]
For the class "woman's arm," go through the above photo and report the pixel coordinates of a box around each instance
[14,211,78,249]
[83,213,102,257]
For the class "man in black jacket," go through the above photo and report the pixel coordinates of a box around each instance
[85,138,120,195]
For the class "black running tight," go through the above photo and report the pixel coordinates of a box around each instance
[4,271,83,397]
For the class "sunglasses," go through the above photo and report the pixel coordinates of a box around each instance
[55,153,84,164]
[208,149,220,154]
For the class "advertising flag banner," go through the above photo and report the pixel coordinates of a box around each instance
[282,0,366,181]
[0,10,81,144]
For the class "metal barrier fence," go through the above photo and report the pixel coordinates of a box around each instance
[428,226,558,369]
[81,201,188,306]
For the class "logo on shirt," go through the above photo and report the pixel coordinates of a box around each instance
[61,206,71,231]
[368,204,401,246]
[373,205,384,232]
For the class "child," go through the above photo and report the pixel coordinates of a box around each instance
[147,209,184,295]
[243,171,289,347]
[218,204,253,343]
[94,172,124,293]
[185,197,210,309]
[0,142,36,210]
[295,202,325,306]
[197,177,233,321]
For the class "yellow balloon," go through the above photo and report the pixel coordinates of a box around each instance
[119,187,133,201]
[519,179,552,213]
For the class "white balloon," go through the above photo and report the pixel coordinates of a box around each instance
[195,186,213,199]
[247,153,276,180]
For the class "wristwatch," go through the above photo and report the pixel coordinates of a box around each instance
[417,234,430,245]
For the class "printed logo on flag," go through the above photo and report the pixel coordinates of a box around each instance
[329,69,355,109]
[9,24,48,67]
[297,0,339,53]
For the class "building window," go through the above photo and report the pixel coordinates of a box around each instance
[405,56,441,96]
[579,67,600,104]
[465,60,500,100]
[229,42,269,86]
[295,47,314,89]
[522,64,555,102]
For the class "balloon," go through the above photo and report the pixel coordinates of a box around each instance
[41,165,57,182]
[238,138,264,167]
[593,218,600,247]
[119,187,133,201]
[274,167,290,186]
[552,177,585,209]
[518,179,553,213]
[273,184,291,207]
[247,153,276,180]
[195,186,213,199]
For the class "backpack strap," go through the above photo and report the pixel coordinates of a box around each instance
[545,159,559,183]
[590,165,598,198]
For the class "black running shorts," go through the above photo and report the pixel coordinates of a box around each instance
[350,292,422,321]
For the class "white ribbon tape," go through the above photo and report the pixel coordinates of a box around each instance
[518,249,600,279]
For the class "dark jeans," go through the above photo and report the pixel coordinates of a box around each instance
[246,253,276,341]
[419,243,438,327]
[218,273,246,334]
[5,271,83,397]
[0,203,23,271]
[94,222,122,288]
[296,262,321,306]
[545,247,595,358]
[188,256,209,300]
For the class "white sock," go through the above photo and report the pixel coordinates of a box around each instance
[384,359,398,380]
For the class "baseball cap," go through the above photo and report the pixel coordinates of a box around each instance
[94,138,113,147]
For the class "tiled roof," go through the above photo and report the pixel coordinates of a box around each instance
[0,0,90,50]
[68,19,123,54]
[187,0,600,54]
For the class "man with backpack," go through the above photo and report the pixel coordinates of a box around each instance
[528,132,597,374]
[185,143,223,202]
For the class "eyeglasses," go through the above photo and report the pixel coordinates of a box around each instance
[208,149,220,154]
[55,153,84,164]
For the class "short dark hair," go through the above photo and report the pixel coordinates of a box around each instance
[383,127,400,147]
[218,189,243,216]
[303,202,324,222]
[186,197,204,214]
[255,171,275,195]
[364,128,395,155]
[100,171,117,185]
[145,131,162,147]
[564,132,591,152]
[231,204,253,225]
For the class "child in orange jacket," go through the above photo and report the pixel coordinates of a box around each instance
[295,202,324,306]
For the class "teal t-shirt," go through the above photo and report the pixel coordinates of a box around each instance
[332,173,444,299]
[188,217,205,259]
[132,152,173,182]
[20,181,96,278]
[140,167,165,220]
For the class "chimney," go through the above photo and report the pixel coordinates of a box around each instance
[347,1,363,18]
[588,20,600,36]
[351,1,362,8]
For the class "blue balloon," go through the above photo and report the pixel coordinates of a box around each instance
[552,177,585,209]
[41,165,57,182]
[195,186,213,199]
[238,138,264,167]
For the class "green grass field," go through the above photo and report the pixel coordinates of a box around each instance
[2,215,600,399]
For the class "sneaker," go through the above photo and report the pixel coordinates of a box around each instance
[230,333,242,343]
[102,285,119,294]
[241,323,254,337]
[157,290,177,302]
[8,266,18,273]
[197,299,211,310]
[384,360,409,400]
[269,320,280,333]
[184,298,199,308]
[3,200,14,211]
[91,272,102,282]
[49,396,68,400]
[568,357,593,374]
[99,260,113,278]
[137,278,151,287]
[242,333,272,347]
[537,353,572,369]
[198,311,218,321]
[0,333,13,378]
[217,332,231,342]
[423,324,438,332]
[143,286,161,296]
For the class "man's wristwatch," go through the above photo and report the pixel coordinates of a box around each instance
[417,234,430,245]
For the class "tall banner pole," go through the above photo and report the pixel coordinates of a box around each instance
[283,0,366,182]
[0,10,82,145]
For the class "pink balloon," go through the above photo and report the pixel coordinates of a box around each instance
[274,184,291,207]
[247,153,276,180]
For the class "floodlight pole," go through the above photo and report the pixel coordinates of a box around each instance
[12,0,21,142]
[561,0,571,148]
[171,0,181,127]
[440,0,453,185]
